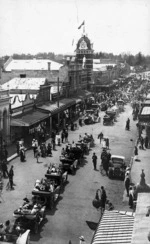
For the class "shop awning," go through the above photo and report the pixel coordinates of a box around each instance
[10,110,50,127]
[38,98,76,115]
[91,210,134,244]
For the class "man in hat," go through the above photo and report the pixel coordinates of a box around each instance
[124,172,130,197]
[100,186,107,214]
[92,152,97,170]
[8,166,14,190]
[98,132,103,144]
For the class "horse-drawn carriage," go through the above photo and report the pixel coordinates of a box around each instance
[13,198,46,234]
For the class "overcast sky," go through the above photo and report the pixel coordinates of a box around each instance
[0,0,150,56]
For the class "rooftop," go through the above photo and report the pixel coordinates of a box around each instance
[2,77,46,90]
[131,193,150,244]
[4,58,62,71]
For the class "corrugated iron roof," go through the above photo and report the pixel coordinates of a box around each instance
[91,210,134,244]
[38,98,76,115]
[2,78,46,90]
[4,59,62,71]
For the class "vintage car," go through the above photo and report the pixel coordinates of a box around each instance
[45,165,68,187]
[13,199,46,234]
[59,155,78,175]
[106,110,116,120]
[103,114,114,125]
[108,155,126,180]
[0,229,30,244]
[117,99,125,112]
[100,102,108,111]
[32,178,61,209]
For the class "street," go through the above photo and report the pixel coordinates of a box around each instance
[1,103,138,244]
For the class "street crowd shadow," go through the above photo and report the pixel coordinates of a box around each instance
[30,218,48,242]
[46,195,63,216]
[79,159,88,168]
[86,220,98,231]
[60,181,69,194]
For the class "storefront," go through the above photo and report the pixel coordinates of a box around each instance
[10,109,50,145]
[138,106,150,139]
[38,98,76,132]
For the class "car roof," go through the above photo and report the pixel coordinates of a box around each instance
[111,155,125,160]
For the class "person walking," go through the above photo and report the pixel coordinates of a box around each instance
[8,166,14,190]
[144,136,149,149]
[35,147,40,163]
[52,138,55,150]
[92,152,97,170]
[124,172,130,197]
[32,138,37,157]
[98,132,103,144]
[100,186,107,215]
[61,131,65,143]
[20,147,25,162]
[140,136,144,149]
[106,138,109,149]
[64,130,68,143]
[134,145,138,161]
[134,145,138,156]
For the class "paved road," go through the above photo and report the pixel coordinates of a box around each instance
[0,103,138,244]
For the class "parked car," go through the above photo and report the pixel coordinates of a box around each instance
[103,114,114,125]
[108,155,126,180]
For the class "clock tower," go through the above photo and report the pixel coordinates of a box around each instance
[75,34,94,85]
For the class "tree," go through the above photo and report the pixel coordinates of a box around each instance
[135,52,143,66]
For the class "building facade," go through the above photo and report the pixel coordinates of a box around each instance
[0,89,10,143]
[75,34,94,87]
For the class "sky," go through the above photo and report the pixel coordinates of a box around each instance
[0,0,150,57]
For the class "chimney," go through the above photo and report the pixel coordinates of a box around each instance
[48,62,51,71]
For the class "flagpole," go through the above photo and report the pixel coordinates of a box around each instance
[83,21,85,35]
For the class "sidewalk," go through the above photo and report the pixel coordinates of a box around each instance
[131,146,150,185]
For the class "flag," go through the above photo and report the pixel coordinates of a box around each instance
[78,21,85,29]
[72,39,74,46]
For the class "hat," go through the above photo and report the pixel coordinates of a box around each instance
[79,236,85,241]
[33,204,39,209]
[36,179,40,184]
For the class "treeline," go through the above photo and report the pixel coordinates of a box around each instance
[94,52,150,68]
[0,52,64,64]
[1,51,150,68]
